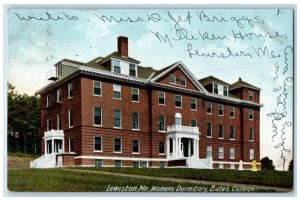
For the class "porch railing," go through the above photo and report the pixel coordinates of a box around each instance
[167,125,199,134]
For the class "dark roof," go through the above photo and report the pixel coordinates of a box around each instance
[138,66,157,79]
[229,78,261,91]
[151,62,178,78]
[98,51,140,64]
[199,76,230,86]
[55,58,85,66]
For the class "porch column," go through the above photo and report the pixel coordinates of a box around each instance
[62,139,65,153]
[178,138,182,157]
[44,140,47,155]
[193,139,197,158]
[188,139,191,157]
[195,139,199,159]
[52,138,54,155]
[166,136,169,159]
[172,137,176,159]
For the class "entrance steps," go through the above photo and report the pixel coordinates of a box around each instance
[30,154,56,168]
[167,157,213,169]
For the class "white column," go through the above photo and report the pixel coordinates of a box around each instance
[166,137,169,159]
[44,140,47,155]
[178,138,182,157]
[52,139,54,155]
[62,139,65,153]
[195,139,199,159]
[193,139,197,158]
[172,137,175,159]
[188,139,191,157]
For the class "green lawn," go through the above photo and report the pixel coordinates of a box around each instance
[76,167,293,189]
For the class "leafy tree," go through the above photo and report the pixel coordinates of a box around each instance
[7,83,41,155]
[260,157,275,170]
[288,159,293,171]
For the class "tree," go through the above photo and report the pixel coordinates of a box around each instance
[288,159,293,171]
[260,157,275,170]
[7,83,41,154]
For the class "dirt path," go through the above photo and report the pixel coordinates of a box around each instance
[64,168,292,193]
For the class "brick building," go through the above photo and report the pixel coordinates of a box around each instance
[31,36,262,170]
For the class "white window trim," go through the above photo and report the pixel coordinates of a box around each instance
[230,126,235,140]
[180,76,186,87]
[158,91,165,106]
[132,112,139,131]
[213,83,219,94]
[68,138,74,153]
[230,148,235,159]
[113,110,122,129]
[249,128,254,142]
[174,95,182,108]
[94,136,103,152]
[218,147,224,159]
[218,124,224,139]
[207,102,212,114]
[159,141,166,155]
[129,63,137,77]
[191,98,197,111]
[113,138,122,153]
[56,89,62,103]
[219,164,224,169]
[131,88,139,103]
[93,107,102,127]
[68,110,73,128]
[207,122,213,138]
[218,104,224,116]
[68,83,73,99]
[229,106,235,118]
[158,115,166,133]
[250,149,254,160]
[93,80,102,97]
[132,140,140,154]
[113,84,122,100]
[207,146,212,158]
[112,59,121,73]
[169,74,176,84]
[249,109,254,120]
[223,86,229,96]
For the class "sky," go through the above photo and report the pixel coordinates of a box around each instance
[7,8,294,170]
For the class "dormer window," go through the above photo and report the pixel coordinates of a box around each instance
[169,74,176,84]
[113,60,121,73]
[180,76,186,87]
[213,83,218,94]
[129,64,136,76]
[223,86,228,96]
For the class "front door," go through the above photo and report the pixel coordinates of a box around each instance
[182,138,189,157]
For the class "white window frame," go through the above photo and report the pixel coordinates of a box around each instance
[207,146,212,158]
[207,102,212,114]
[131,88,139,102]
[132,140,140,154]
[68,82,73,99]
[249,127,254,141]
[129,63,137,76]
[223,86,228,96]
[46,95,51,107]
[218,147,224,159]
[219,164,224,169]
[68,109,73,128]
[158,115,166,132]
[218,124,224,139]
[94,136,103,152]
[169,74,176,84]
[249,109,253,120]
[159,141,165,155]
[56,89,62,103]
[180,76,186,87]
[93,81,102,97]
[230,148,235,159]
[230,164,235,169]
[230,125,235,140]
[158,91,165,105]
[113,84,121,100]
[93,107,102,126]
[174,95,182,108]
[218,104,224,116]
[132,112,139,131]
[113,138,122,153]
[229,106,235,118]
[207,122,212,138]
[250,149,254,160]
[113,110,122,129]
[191,98,197,111]
[213,83,218,94]
[69,138,74,153]
[113,59,121,73]
[46,117,51,131]
[57,114,61,130]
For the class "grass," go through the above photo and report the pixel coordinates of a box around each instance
[76,167,293,189]
[8,154,37,170]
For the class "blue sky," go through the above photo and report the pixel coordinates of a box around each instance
[7,8,293,169]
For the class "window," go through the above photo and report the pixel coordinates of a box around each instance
[207,102,212,114]
[94,136,102,151]
[207,122,212,138]
[94,107,102,126]
[218,104,223,116]
[95,159,103,168]
[218,147,224,159]
[249,128,254,141]
[113,60,121,73]
[158,115,165,131]
[114,138,121,153]
[230,126,235,140]
[159,142,165,154]
[180,76,186,86]
[169,138,173,153]
[230,148,235,159]
[218,124,224,139]
[230,164,235,169]
[132,140,139,154]
[175,113,182,126]
[46,95,51,107]
[115,160,121,167]
[69,138,74,152]
[249,109,253,120]
[131,88,139,102]
[46,117,51,131]
[169,74,176,84]
[158,91,165,105]
[113,110,121,128]
[68,110,73,128]
[191,119,197,127]
[213,83,218,94]
[93,81,101,96]
[160,161,165,168]
[129,64,136,76]
[219,164,224,169]
[133,161,139,168]
[207,146,212,158]
[191,98,197,110]
[250,149,254,160]
[57,114,62,130]
[113,84,121,99]
[249,91,254,101]
[132,112,139,130]
[223,86,228,96]
[229,106,235,118]
[57,89,61,102]
[68,82,73,98]
[141,161,148,168]
[175,95,182,108]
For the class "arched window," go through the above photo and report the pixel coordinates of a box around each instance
[169,74,176,84]
[175,113,182,126]
[180,76,186,86]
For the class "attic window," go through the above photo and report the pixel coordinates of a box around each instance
[223,86,228,96]
[113,60,121,73]
[129,64,136,76]
[169,74,176,84]
[180,76,186,87]
[213,83,218,94]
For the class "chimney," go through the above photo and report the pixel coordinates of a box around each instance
[239,77,242,81]
[117,36,128,57]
